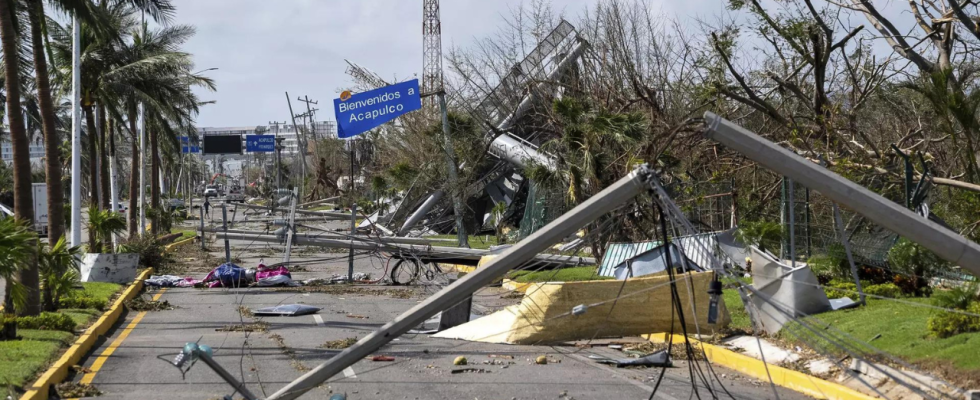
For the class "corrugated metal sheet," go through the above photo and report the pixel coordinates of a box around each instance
[598,233,719,277]
[598,241,659,277]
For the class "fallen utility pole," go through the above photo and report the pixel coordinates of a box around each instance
[704,112,980,276]
[263,166,652,400]
[231,202,352,219]
[298,196,339,209]
[215,231,595,267]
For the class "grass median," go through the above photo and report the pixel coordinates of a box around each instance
[0,281,123,399]
[721,284,980,385]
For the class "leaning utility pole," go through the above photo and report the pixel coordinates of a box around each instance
[269,121,285,190]
[297,95,320,157]
[423,0,468,248]
[285,92,306,199]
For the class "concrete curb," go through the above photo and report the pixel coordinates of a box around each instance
[19,268,154,400]
[644,333,877,400]
[164,236,196,251]
[501,278,534,293]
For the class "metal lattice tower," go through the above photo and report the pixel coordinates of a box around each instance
[422,0,443,98]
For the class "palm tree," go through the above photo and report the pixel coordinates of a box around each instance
[25,0,66,246]
[38,237,82,311]
[86,207,125,253]
[0,217,37,336]
[0,0,41,316]
[526,98,647,205]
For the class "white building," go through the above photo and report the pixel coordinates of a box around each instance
[0,135,45,166]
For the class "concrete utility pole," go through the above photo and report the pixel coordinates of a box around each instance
[269,121,285,190]
[703,112,980,276]
[263,167,653,400]
[285,92,307,200]
[297,95,321,160]
[70,14,82,247]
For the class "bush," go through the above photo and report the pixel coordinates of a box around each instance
[59,296,108,311]
[888,238,947,295]
[808,244,849,281]
[932,283,979,310]
[734,220,783,253]
[823,280,857,299]
[15,312,76,332]
[927,302,980,338]
[121,234,173,270]
[864,283,903,299]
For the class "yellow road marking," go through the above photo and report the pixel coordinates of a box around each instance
[79,289,167,385]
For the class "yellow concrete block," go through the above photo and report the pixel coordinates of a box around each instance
[435,271,729,344]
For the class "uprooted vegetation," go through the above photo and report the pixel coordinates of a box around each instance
[321,337,358,349]
[125,296,174,311]
[56,382,101,398]
[215,321,268,333]
[270,333,310,371]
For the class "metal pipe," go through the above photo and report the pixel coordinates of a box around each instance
[221,205,230,263]
[197,352,258,400]
[704,112,980,276]
[264,166,650,400]
[397,191,444,235]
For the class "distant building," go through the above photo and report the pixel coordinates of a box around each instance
[0,135,45,166]
[196,121,337,156]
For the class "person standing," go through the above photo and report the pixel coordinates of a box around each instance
[203,197,212,219]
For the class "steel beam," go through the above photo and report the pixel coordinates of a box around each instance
[263,166,650,400]
[704,112,980,276]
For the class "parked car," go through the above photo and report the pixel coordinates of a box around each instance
[204,185,219,198]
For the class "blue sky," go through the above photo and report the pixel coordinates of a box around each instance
[173,0,722,127]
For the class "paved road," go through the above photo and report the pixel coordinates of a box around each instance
[60,220,811,400]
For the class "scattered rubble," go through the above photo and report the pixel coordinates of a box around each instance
[270,333,310,371]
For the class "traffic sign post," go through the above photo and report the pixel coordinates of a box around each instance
[334,79,422,138]
[245,135,276,153]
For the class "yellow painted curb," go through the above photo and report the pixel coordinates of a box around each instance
[19,268,154,400]
[501,278,534,293]
[439,263,476,273]
[644,333,877,400]
[164,236,196,251]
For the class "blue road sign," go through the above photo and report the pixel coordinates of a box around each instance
[179,136,200,153]
[245,135,276,152]
[334,79,422,138]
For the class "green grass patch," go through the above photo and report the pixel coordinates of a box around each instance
[59,308,102,329]
[0,281,124,398]
[0,329,74,399]
[721,286,980,375]
[722,289,752,331]
[171,228,197,240]
[507,266,611,283]
[75,282,123,304]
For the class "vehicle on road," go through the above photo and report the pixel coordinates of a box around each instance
[204,185,219,198]
[225,187,245,203]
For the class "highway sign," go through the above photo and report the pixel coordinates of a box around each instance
[245,135,276,152]
[179,136,200,153]
[334,79,422,138]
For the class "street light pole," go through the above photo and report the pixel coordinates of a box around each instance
[70,14,81,247]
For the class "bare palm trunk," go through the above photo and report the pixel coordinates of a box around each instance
[85,105,99,246]
[26,0,64,247]
[0,0,41,316]
[99,105,110,210]
[128,111,139,237]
